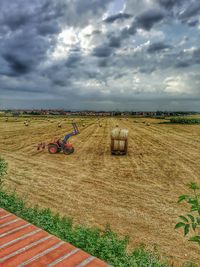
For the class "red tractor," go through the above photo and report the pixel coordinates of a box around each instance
[37,123,79,155]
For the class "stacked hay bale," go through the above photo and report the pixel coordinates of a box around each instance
[111,128,128,155]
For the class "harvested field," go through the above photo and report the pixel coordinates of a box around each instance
[0,116,200,266]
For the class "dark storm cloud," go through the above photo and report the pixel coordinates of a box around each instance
[3,54,31,75]
[157,0,182,9]
[175,61,190,68]
[108,35,121,48]
[157,0,200,24]
[2,13,31,31]
[187,19,199,27]
[178,1,200,20]
[121,24,137,38]
[98,59,108,67]
[147,42,172,53]
[104,13,132,23]
[119,9,165,40]
[135,9,165,31]
[92,45,113,58]
[65,53,82,68]
[193,48,200,64]
[0,0,200,111]
[0,29,54,76]
[37,22,60,35]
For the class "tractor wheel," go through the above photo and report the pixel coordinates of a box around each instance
[63,147,74,155]
[48,144,58,154]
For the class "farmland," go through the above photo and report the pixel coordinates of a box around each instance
[0,116,200,266]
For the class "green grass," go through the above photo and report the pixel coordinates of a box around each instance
[169,117,200,124]
[0,189,167,267]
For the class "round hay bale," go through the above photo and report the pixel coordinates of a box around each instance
[113,140,126,151]
[25,122,29,126]
[111,128,128,140]
[58,123,62,128]
[99,124,102,127]
[5,118,8,122]
[115,124,119,127]
[146,123,151,126]
[82,123,85,127]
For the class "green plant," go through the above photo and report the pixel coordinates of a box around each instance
[170,118,200,124]
[0,158,7,188]
[175,182,200,246]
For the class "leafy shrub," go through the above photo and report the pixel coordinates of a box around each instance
[175,182,200,246]
[0,158,7,188]
[170,118,200,124]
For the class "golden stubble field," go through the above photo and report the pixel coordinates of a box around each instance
[0,116,200,266]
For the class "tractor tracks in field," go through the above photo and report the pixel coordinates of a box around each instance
[123,120,200,168]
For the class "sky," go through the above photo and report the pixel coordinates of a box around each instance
[0,0,200,111]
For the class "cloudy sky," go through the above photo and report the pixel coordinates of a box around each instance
[0,0,200,111]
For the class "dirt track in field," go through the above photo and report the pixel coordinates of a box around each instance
[1,117,200,266]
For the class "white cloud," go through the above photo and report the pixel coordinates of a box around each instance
[51,28,79,60]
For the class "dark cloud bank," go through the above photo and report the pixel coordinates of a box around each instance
[0,0,200,111]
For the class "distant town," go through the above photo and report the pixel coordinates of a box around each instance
[0,109,199,117]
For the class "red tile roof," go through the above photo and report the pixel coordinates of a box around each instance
[0,208,111,267]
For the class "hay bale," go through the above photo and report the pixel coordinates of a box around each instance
[146,123,151,126]
[82,123,85,127]
[99,124,102,127]
[113,140,126,151]
[111,128,128,140]
[25,122,29,126]
[5,118,8,122]
[58,123,62,128]
[111,128,128,154]
[115,124,119,127]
